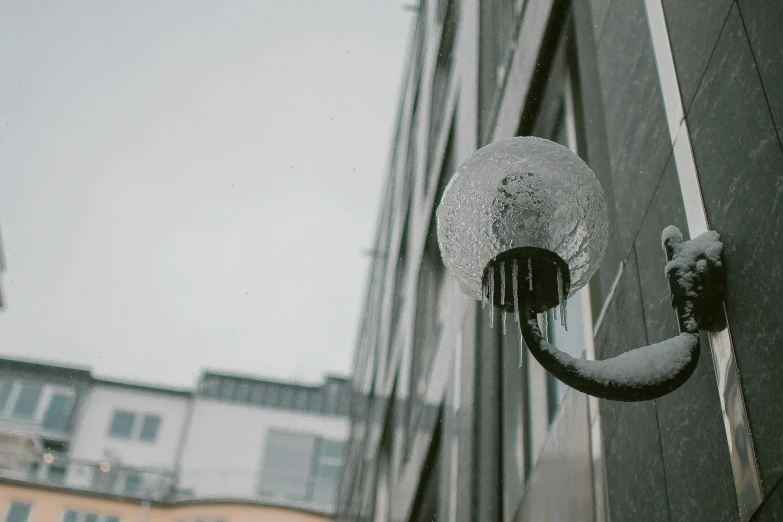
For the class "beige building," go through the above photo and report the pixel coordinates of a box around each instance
[0,481,332,522]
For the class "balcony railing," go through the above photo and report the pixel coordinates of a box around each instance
[0,448,339,514]
[0,448,176,501]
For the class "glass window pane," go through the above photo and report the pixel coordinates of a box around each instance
[47,464,67,484]
[0,380,12,414]
[237,383,250,401]
[202,378,218,396]
[320,440,345,460]
[84,514,98,522]
[502,319,526,512]
[295,391,307,410]
[109,411,135,438]
[12,384,42,418]
[139,415,161,442]
[220,379,234,400]
[308,391,323,412]
[62,511,78,522]
[546,291,585,420]
[251,385,264,404]
[267,386,279,406]
[259,430,316,500]
[42,394,74,432]
[280,388,293,408]
[4,502,31,522]
[311,462,342,508]
[104,517,120,522]
[124,473,141,495]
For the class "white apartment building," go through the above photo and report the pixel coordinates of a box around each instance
[0,356,350,517]
[179,373,349,512]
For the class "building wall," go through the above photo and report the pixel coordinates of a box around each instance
[0,360,91,443]
[0,482,333,522]
[339,0,783,521]
[0,360,349,513]
[585,0,783,520]
[69,383,190,470]
[178,398,348,499]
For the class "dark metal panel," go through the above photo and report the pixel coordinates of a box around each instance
[661,0,733,112]
[635,160,739,520]
[595,0,671,260]
[687,3,783,495]
[592,249,647,446]
[737,0,783,147]
[750,478,783,522]
[604,399,671,522]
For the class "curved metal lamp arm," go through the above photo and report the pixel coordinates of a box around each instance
[518,226,725,402]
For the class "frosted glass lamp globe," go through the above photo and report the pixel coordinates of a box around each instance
[436,136,609,306]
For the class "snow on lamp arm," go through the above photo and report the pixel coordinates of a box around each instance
[436,137,726,402]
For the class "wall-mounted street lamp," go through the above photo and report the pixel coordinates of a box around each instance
[436,137,726,401]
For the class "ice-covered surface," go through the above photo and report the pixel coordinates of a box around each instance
[662,226,723,331]
[436,137,608,300]
[664,227,723,285]
[513,226,720,400]
[553,332,697,387]
[523,307,700,400]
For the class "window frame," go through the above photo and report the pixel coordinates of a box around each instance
[138,414,161,443]
[61,510,121,522]
[258,429,319,501]
[499,14,596,518]
[0,379,76,431]
[107,410,136,440]
[107,409,162,443]
[3,501,33,522]
[41,391,76,432]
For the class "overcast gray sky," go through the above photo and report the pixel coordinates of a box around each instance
[0,1,411,387]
